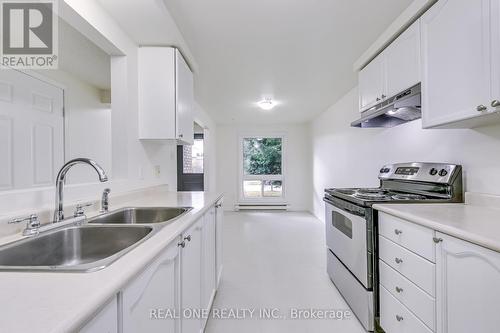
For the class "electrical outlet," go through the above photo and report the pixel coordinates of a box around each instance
[154,165,161,178]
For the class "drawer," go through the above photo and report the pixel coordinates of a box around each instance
[380,285,433,333]
[379,212,435,262]
[379,235,435,296]
[379,260,435,330]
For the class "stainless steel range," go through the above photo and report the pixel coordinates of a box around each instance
[323,162,463,331]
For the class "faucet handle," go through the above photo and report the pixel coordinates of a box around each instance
[74,202,93,218]
[8,214,39,225]
[8,214,40,236]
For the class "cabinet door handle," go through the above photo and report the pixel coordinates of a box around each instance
[433,237,443,243]
[178,241,186,248]
[476,105,488,112]
[394,229,403,235]
[491,100,500,108]
[395,286,403,293]
[184,235,192,242]
[381,94,386,99]
[376,97,381,101]
[395,257,403,264]
[178,133,184,138]
[396,315,403,322]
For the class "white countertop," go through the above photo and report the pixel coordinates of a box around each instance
[0,188,223,333]
[374,193,500,253]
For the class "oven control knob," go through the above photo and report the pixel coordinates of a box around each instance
[429,168,438,176]
[380,168,385,173]
[439,169,448,177]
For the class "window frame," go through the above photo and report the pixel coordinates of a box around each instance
[238,132,287,204]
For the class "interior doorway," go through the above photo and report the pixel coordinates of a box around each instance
[177,123,204,191]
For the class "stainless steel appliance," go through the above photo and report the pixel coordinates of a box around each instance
[324,162,463,331]
[351,84,421,128]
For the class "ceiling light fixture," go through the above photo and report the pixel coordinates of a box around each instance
[258,98,276,110]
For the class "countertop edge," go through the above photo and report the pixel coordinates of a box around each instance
[373,203,500,253]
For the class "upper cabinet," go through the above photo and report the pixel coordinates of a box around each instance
[359,53,386,111]
[138,47,194,145]
[421,0,500,128]
[384,21,421,99]
[358,21,421,112]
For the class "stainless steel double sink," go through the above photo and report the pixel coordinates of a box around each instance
[0,207,191,272]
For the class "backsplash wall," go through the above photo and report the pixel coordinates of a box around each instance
[310,86,500,220]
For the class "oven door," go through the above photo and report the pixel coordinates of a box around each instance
[325,198,370,288]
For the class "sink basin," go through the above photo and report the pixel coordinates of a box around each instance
[88,207,191,225]
[0,225,153,272]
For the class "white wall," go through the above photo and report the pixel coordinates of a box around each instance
[194,103,217,192]
[311,86,500,220]
[216,123,311,211]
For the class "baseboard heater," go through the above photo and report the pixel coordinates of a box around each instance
[235,204,289,211]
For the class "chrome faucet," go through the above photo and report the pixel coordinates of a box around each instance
[101,188,111,213]
[53,158,108,223]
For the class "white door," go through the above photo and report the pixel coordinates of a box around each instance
[421,0,493,128]
[215,200,224,287]
[176,50,194,145]
[436,233,500,333]
[384,20,421,97]
[0,69,64,190]
[122,239,181,333]
[181,219,202,333]
[358,53,385,111]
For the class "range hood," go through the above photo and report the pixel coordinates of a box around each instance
[351,84,421,128]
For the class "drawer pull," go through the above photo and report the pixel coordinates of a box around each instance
[433,237,443,243]
[395,257,403,264]
[395,286,403,293]
[394,229,403,235]
[396,315,404,322]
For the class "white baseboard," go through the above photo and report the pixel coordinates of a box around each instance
[234,203,289,211]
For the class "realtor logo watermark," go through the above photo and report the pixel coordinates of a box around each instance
[1,0,58,69]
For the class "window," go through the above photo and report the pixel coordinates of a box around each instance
[240,136,284,201]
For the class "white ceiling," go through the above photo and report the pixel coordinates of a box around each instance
[98,0,413,124]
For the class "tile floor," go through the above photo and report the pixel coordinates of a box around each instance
[205,211,365,333]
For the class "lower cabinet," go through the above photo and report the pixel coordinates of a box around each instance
[121,237,182,333]
[80,202,223,333]
[215,199,224,287]
[379,213,500,333]
[435,232,500,333]
[180,219,203,333]
[79,297,118,333]
[201,207,216,330]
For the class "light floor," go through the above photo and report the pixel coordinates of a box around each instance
[205,211,365,333]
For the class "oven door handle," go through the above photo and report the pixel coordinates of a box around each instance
[324,198,365,217]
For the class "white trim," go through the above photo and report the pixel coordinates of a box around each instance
[237,132,287,204]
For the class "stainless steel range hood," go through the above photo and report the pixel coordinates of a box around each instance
[351,84,421,128]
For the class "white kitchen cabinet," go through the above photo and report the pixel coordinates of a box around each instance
[201,207,216,331]
[384,20,421,98]
[435,232,500,333]
[359,20,421,112]
[421,0,500,128]
[359,53,385,111]
[181,219,203,333]
[80,297,118,333]
[215,200,224,287]
[121,238,182,333]
[138,47,194,145]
